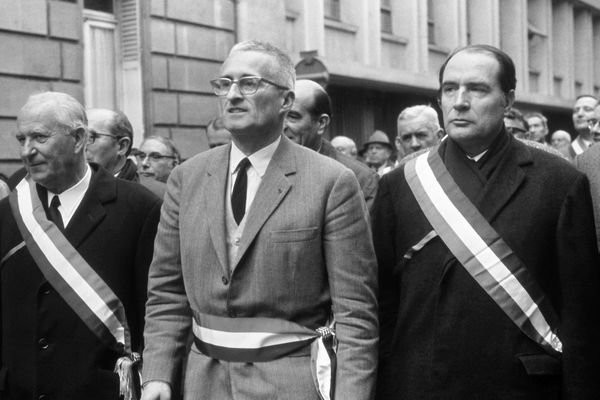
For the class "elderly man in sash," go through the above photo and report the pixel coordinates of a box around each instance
[373,44,600,399]
[0,92,161,399]
[141,41,378,400]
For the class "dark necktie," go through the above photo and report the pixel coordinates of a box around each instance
[48,195,64,231]
[231,158,250,225]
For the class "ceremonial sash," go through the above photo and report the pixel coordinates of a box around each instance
[570,138,585,157]
[404,150,562,355]
[9,177,141,400]
[192,312,336,400]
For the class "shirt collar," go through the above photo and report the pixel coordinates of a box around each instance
[229,136,281,178]
[48,164,92,209]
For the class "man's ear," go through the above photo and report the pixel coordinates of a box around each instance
[436,128,445,140]
[117,137,131,157]
[282,90,295,111]
[504,89,515,111]
[316,114,330,136]
[73,127,87,153]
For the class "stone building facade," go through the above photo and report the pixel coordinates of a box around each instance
[1,0,599,176]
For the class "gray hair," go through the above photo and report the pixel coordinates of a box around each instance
[142,135,181,163]
[229,40,296,90]
[20,92,87,133]
[397,105,441,132]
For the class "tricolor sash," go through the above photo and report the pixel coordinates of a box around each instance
[404,150,562,355]
[192,312,336,400]
[569,138,585,158]
[9,177,141,400]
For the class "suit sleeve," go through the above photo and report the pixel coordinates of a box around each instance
[142,166,192,386]
[324,169,378,400]
[556,174,600,398]
[132,196,162,352]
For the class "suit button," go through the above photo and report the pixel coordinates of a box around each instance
[221,276,229,285]
[38,395,48,400]
[42,288,51,295]
[38,338,49,350]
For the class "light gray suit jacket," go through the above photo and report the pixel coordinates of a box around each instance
[575,143,600,251]
[142,136,378,399]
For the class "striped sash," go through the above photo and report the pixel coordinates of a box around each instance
[9,178,140,399]
[192,312,336,400]
[404,150,562,355]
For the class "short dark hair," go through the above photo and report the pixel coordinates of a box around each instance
[504,108,529,131]
[309,86,332,120]
[109,111,134,156]
[439,44,517,95]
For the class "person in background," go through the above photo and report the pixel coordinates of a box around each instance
[524,112,549,144]
[504,108,529,139]
[364,130,394,176]
[569,94,597,160]
[284,79,378,210]
[331,135,358,159]
[395,105,444,166]
[206,116,232,148]
[137,135,180,183]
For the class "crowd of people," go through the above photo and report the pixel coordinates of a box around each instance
[0,40,599,400]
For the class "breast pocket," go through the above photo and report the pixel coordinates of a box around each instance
[270,227,319,243]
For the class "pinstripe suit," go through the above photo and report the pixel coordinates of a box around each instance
[142,135,378,399]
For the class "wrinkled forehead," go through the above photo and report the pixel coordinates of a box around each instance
[17,104,67,133]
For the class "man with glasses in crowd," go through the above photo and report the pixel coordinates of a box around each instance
[136,136,180,184]
[0,92,161,399]
[86,109,167,197]
[141,40,378,400]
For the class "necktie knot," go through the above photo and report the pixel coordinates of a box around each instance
[232,158,250,225]
[50,195,61,209]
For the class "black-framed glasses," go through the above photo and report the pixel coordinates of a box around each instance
[209,76,289,96]
[87,131,120,145]
[135,151,176,163]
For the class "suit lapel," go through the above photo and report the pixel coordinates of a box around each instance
[64,165,113,248]
[204,145,231,276]
[476,138,532,223]
[231,137,295,271]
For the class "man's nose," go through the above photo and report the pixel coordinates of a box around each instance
[225,82,244,100]
[453,88,470,110]
[20,138,36,159]
[410,136,420,149]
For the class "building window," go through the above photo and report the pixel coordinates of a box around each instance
[324,0,341,20]
[84,0,113,13]
[381,0,392,33]
[427,0,435,45]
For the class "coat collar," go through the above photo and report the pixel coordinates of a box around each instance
[64,163,116,248]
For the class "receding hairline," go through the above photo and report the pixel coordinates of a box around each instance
[397,105,440,133]
[19,91,87,130]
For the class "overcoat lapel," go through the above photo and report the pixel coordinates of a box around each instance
[476,138,532,223]
[63,165,112,248]
[204,145,231,276]
[232,137,295,271]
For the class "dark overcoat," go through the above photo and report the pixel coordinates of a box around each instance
[0,165,161,400]
[373,136,600,399]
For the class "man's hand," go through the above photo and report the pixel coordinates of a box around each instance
[141,381,172,400]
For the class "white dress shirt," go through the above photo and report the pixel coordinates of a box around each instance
[47,165,92,227]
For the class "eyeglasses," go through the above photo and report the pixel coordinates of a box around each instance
[588,119,600,130]
[209,76,289,96]
[135,151,177,163]
[87,131,120,145]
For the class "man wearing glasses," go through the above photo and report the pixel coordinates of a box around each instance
[141,41,378,400]
[0,92,161,399]
[136,136,180,184]
[86,109,167,197]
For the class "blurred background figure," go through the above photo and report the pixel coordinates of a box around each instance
[364,130,394,176]
[206,116,231,148]
[331,135,358,159]
[551,130,572,151]
[569,95,597,160]
[504,108,529,139]
[137,135,180,183]
[395,105,444,165]
[0,174,8,200]
[524,112,549,144]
